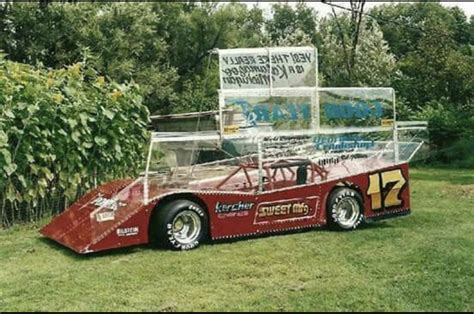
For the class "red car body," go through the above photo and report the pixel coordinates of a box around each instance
[41,158,410,254]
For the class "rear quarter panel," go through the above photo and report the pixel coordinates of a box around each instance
[318,163,410,222]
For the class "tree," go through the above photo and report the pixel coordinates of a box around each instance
[319,14,396,87]
[470,15,474,45]
[371,2,471,58]
[0,3,179,114]
[371,2,474,164]
[151,2,265,114]
[323,0,367,86]
[371,2,474,109]
[265,3,320,48]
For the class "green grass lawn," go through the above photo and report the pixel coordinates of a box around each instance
[0,167,473,311]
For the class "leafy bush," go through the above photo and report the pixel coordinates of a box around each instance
[416,99,474,167]
[0,55,149,226]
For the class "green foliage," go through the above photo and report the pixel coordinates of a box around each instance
[320,14,396,87]
[150,2,265,114]
[369,3,474,167]
[416,100,474,167]
[372,2,472,57]
[0,3,178,114]
[0,2,266,115]
[371,2,474,109]
[0,55,149,225]
[265,3,320,47]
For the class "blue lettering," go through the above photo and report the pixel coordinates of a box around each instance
[253,104,271,122]
[373,101,383,118]
[288,104,298,120]
[300,103,311,120]
[313,134,375,151]
[323,101,384,120]
[272,105,285,121]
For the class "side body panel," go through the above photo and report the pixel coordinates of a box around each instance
[200,163,410,240]
[41,163,410,253]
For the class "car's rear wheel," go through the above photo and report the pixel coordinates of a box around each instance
[150,199,208,250]
[327,187,364,230]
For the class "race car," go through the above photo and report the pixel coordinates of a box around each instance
[41,46,427,253]
[40,130,421,253]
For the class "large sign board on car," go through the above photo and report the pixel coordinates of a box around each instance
[218,47,318,136]
[219,47,317,90]
[218,47,395,139]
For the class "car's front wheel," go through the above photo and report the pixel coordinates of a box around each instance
[150,199,208,250]
[327,187,364,230]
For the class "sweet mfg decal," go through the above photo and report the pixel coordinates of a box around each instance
[254,197,319,225]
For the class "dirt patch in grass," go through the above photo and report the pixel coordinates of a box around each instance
[443,184,474,199]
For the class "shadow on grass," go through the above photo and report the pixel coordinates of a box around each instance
[358,221,394,230]
[37,221,397,258]
[211,221,394,246]
[37,236,149,260]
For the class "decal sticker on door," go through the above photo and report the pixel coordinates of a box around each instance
[254,196,319,225]
[367,169,407,210]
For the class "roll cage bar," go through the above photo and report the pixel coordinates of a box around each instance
[213,158,329,192]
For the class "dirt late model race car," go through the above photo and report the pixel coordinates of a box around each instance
[41,147,416,253]
[41,47,427,253]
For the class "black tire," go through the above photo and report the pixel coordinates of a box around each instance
[326,187,364,231]
[150,199,208,250]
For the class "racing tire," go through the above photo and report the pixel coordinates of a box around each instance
[150,199,208,250]
[327,187,364,231]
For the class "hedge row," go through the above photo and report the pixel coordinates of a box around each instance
[0,55,149,226]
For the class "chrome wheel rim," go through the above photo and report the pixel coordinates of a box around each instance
[335,197,360,228]
[172,210,201,245]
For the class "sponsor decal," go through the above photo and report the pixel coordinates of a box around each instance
[95,211,115,222]
[117,227,139,237]
[381,119,394,127]
[314,134,375,152]
[254,197,318,224]
[215,201,254,214]
[224,125,240,134]
[217,211,250,219]
[92,193,126,211]
[220,50,314,89]
[236,101,311,127]
[323,101,384,120]
[216,201,254,219]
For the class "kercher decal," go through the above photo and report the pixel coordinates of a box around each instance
[254,197,319,224]
[216,201,254,218]
[216,201,254,213]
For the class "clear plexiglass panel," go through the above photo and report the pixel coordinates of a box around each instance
[319,88,395,128]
